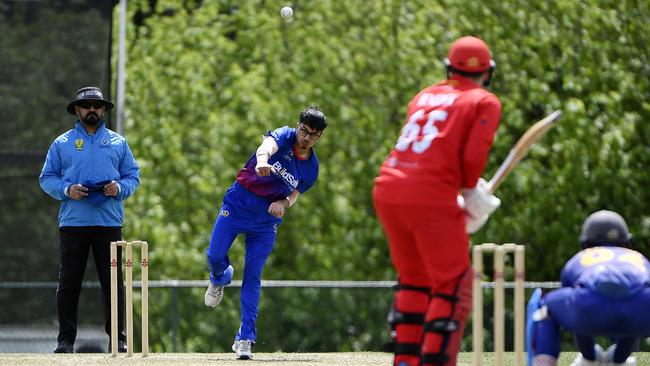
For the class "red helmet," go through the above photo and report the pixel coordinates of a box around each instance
[444,36,495,73]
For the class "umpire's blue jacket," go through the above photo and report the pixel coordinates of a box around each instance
[39,121,140,227]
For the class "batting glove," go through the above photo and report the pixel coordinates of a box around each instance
[465,214,490,234]
[462,178,501,219]
[461,178,500,233]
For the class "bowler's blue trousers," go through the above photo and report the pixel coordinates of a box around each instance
[206,182,281,341]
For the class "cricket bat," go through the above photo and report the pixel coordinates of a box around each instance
[487,110,562,193]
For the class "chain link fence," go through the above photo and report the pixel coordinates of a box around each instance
[0,280,562,353]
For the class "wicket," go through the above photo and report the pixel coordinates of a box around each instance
[110,240,149,357]
[472,243,525,366]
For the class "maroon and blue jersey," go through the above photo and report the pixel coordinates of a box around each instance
[236,126,319,202]
[561,246,650,298]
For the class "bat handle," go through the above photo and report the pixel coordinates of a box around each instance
[486,180,496,194]
[488,150,515,193]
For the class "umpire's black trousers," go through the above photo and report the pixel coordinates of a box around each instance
[57,226,125,344]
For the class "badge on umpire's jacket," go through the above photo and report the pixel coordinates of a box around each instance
[75,139,84,150]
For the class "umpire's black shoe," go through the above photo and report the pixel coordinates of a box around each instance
[108,339,127,353]
[53,340,74,353]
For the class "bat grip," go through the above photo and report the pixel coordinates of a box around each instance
[487,150,516,193]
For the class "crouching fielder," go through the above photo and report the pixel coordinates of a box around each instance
[528,210,650,366]
[373,35,502,366]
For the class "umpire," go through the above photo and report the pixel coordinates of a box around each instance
[39,86,140,353]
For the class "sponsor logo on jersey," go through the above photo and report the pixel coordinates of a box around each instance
[284,150,293,161]
[220,210,230,217]
[385,156,419,169]
[272,161,299,188]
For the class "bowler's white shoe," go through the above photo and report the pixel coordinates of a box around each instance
[232,339,254,360]
[204,282,224,307]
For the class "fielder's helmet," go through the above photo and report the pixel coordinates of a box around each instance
[579,210,633,249]
[444,36,495,73]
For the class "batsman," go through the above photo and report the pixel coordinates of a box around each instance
[373,36,502,366]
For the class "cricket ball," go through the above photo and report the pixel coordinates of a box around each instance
[280,6,293,19]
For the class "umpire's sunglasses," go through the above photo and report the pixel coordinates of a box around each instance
[78,101,105,109]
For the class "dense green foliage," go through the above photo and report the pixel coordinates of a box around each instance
[121,0,650,281]
[2,0,650,354]
[0,2,113,281]
[114,0,650,352]
[0,1,115,332]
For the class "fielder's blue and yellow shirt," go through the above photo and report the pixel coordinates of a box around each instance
[537,245,650,337]
[236,126,319,202]
[561,246,650,298]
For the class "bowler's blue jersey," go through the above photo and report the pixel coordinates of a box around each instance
[561,246,650,299]
[236,126,319,202]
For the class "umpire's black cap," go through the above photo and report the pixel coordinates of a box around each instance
[66,86,115,115]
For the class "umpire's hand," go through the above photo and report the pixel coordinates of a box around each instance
[103,180,120,197]
[68,184,88,200]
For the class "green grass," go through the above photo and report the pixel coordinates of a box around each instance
[1,352,649,365]
[459,352,650,365]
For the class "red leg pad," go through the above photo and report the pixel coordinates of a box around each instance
[393,285,430,366]
[421,269,472,366]
[395,286,430,343]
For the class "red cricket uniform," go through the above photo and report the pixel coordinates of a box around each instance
[373,74,501,366]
